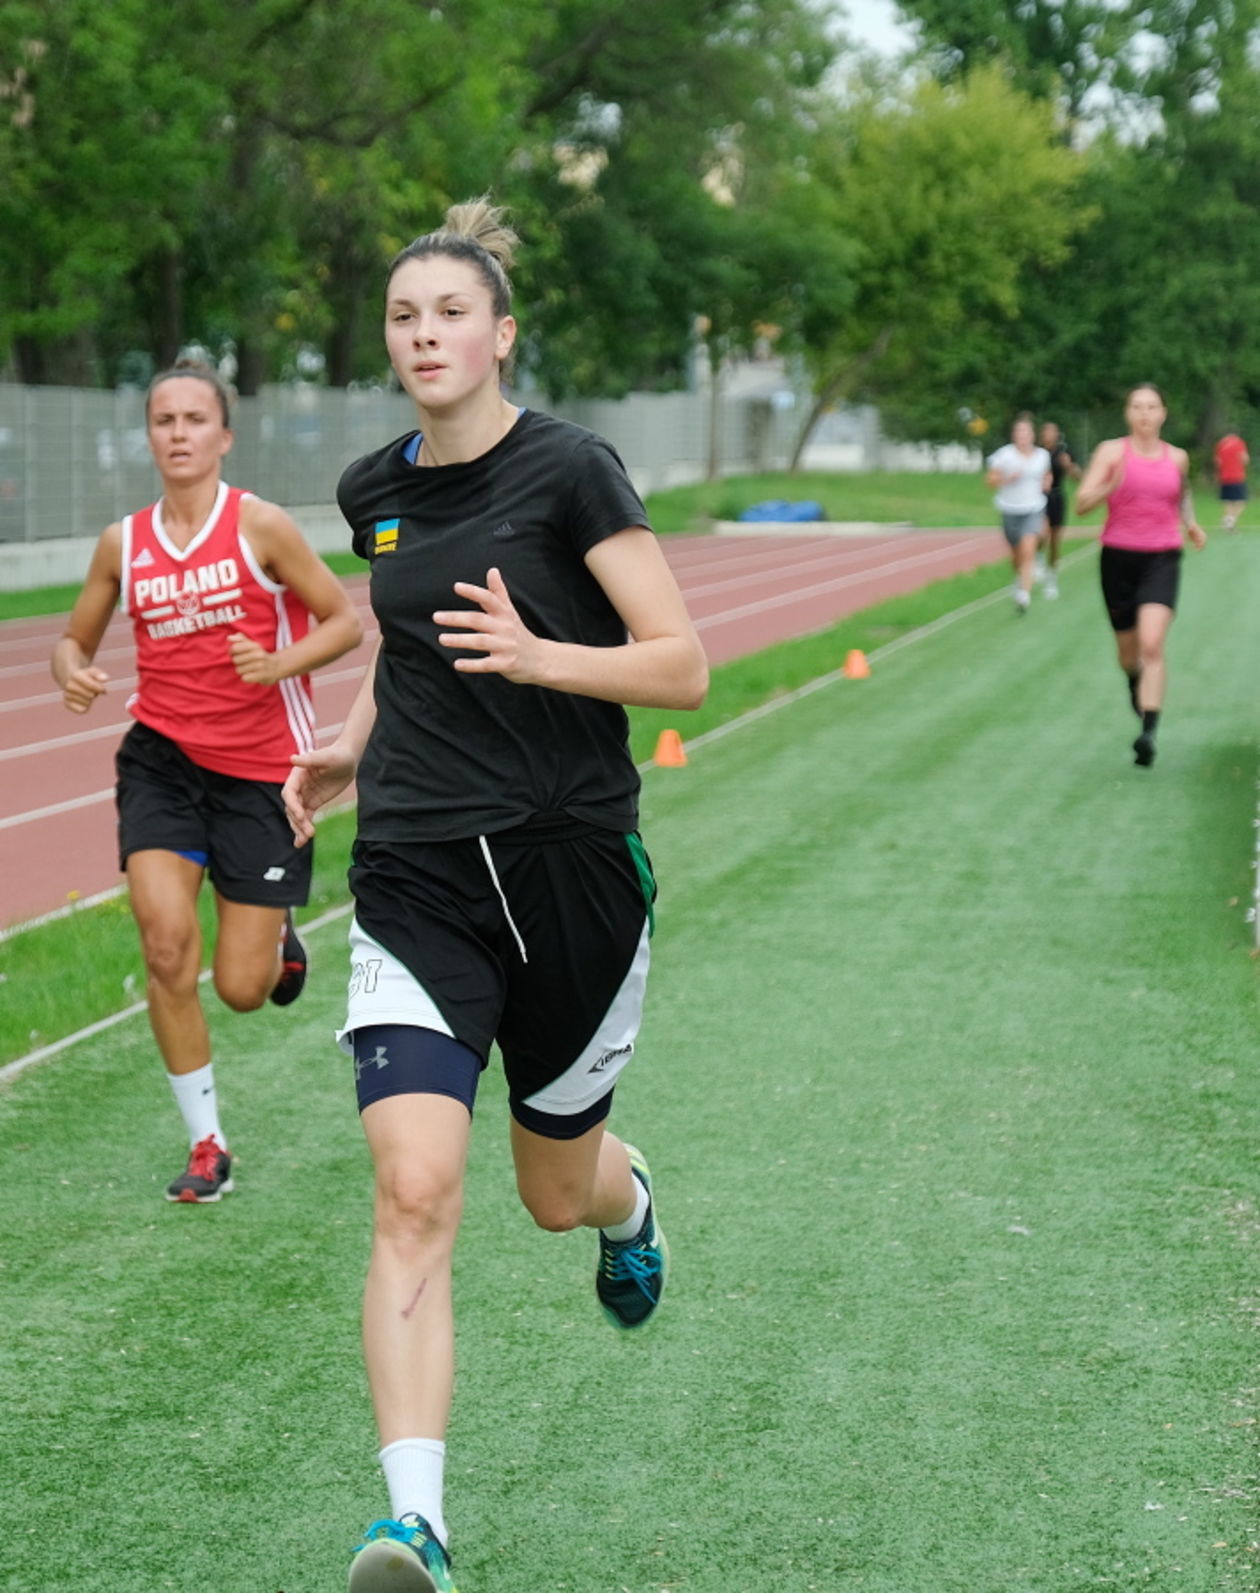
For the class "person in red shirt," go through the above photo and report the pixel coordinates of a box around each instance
[1214,431,1249,532]
[52,361,362,1202]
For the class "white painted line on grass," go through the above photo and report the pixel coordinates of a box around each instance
[0,896,356,1087]
[1,560,1093,1083]
[667,542,1098,761]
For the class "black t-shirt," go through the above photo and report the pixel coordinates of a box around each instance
[1048,444,1073,495]
[337,409,651,842]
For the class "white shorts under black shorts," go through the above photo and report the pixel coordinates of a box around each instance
[338,820,657,1134]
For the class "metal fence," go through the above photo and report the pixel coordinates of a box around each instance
[0,379,813,547]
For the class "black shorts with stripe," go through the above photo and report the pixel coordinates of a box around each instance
[1099,546,1182,632]
[343,819,657,1132]
[115,721,312,906]
[345,821,659,1134]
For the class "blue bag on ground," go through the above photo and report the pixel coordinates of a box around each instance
[738,499,825,523]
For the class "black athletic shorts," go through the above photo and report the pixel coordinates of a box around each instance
[1045,490,1066,530]
[115,721,313,907]
[341,819,657,1135]
[1099,546,1182,633]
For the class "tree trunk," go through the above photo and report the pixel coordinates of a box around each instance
[706,342,723,482]
[787,325,895,473]
[235,336,267,396]
[153,244,184,369]
[14,326,97,385]
[324,250,369,387]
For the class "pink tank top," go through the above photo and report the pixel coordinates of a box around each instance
[1102,441,1183,552]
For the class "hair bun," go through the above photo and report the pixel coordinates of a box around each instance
[439,196,518,272]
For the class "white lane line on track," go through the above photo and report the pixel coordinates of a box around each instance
[681,542,1097,755]
[691,537,993,630]
[674,539,928,601]
[0,787,115,828]
[0,723,350,829]
[0,559,1090,1082]
[0,602,379,681]
[664,534,908,581]
[0,651,378,723]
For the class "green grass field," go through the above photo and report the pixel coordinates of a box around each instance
[4,537,1260,1591]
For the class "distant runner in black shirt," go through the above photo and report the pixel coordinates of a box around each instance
[283,196,708,1593]
[1037,419,1081,600]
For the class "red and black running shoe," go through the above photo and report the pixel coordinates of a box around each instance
[269,909,308,1007]
[166,1134,234,1203]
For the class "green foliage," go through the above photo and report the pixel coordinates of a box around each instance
[897,0,1260,452]
[0,0,846,391]
[789,63,1085,459]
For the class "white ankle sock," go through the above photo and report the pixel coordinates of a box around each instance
[381,1437,447,1546]
[601,1176,649,1242]
[167,1063,225,1150]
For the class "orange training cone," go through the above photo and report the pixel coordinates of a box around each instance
[842,649,871,679]
[653,728,688,767]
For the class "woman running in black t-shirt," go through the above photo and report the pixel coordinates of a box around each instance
[283,198,708,1593]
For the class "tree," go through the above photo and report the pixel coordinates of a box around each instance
[0,0,221,382]
[786,63,1085,468]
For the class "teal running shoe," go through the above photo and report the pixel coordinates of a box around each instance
[596,1144,668,1329]
[348,1514,457,1592]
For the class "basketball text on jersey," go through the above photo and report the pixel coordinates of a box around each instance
[134,556,248,638]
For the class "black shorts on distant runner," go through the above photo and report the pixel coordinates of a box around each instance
[341,819,657,1139]
[1045,490,1066,531]
[1099,546,1182,632]
[115,721,312,907]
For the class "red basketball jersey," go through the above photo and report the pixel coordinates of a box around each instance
[120,483,315,782]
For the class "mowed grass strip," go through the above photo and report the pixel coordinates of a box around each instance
[0,558,1018,1063]
[3,540,1260,1592]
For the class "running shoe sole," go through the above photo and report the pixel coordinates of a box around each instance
[165,1179,235,1204]
[349,1538,446,1592]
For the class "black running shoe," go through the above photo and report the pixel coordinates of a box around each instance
[270,909,307,1006]
[1133,732,1156,767]
[596,1145,668,1329]
[166,1135,233,1203]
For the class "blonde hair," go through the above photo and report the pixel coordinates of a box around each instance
[388,195,518,317]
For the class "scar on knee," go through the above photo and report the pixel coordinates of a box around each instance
[402,1278,427,1319]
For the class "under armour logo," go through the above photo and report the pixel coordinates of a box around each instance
[354,1046,391,1083]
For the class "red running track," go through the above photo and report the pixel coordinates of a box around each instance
[0,528,1002,929]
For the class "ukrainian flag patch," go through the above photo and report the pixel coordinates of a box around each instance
[373,519,400,554]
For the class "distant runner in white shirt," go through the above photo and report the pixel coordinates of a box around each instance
[986,414,1052,615]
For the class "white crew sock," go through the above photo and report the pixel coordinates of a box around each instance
[381,1438,447,1546]
[601,1175,649,1243]
[167,1063,225,1150]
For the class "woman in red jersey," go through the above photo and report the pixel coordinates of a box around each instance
[1075,384,1205,767]
[52,362,362,1201]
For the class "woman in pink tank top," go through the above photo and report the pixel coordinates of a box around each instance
[1075,384,1205,768]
